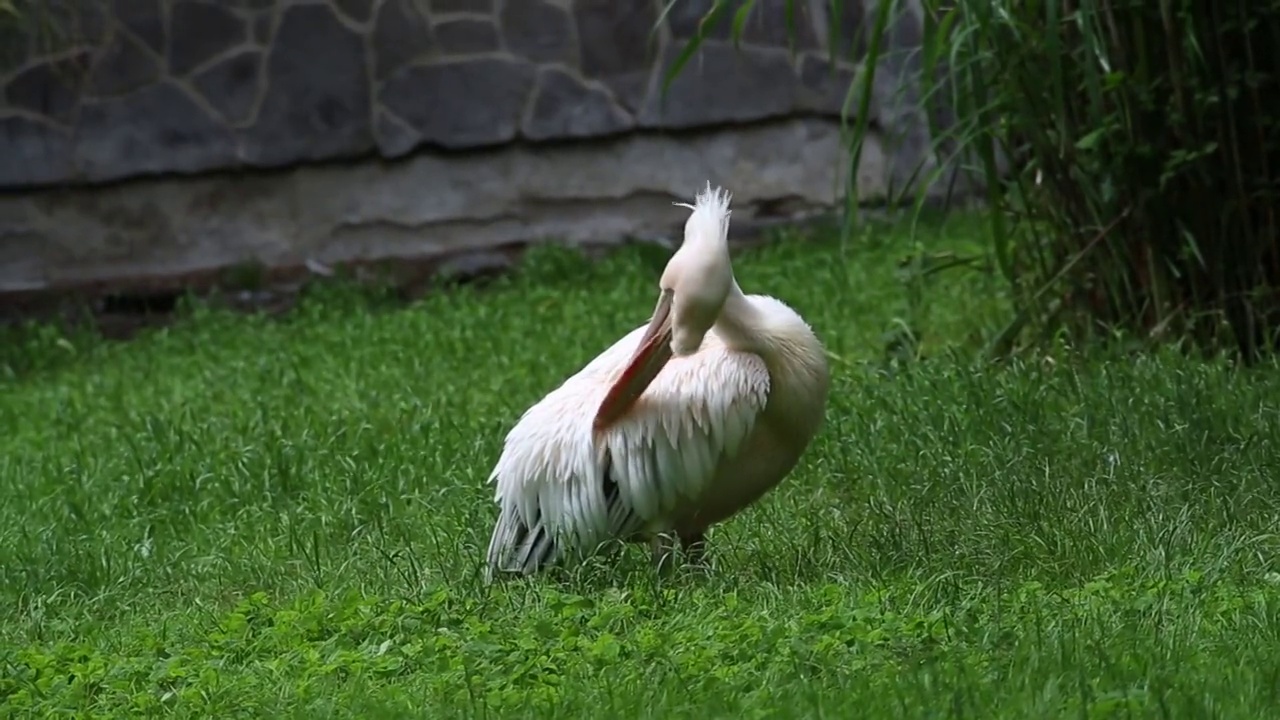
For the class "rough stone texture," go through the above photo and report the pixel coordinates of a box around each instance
[668,0,820,50]
[333,0,375,24]
[429,0,492,12]
[239,3,371,167]
[501,0,577,65]
[167,1,248,77]
[0,0,956,190]
[0,0,982,297]
[39,0,110,51]
[111,0,166,55]
[638,42,798,128]
[523,67,632,141]
[0,117,74,187]
[371,0,435,81]
[828,0,870,61]
[380,59,536,149]
[85,28,161,98]
[372,108,420,158]
[252,13,273,44]
[191,50,262,126]
[797,54,857,114]
[5,52,90,122]
[860,0,938,194]
[434,18,500,55]
[0,119,858,292]
[573,0,660,111]
[0,36,27,78]
[75,80,237,180]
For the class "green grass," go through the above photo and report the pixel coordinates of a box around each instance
[2,213,1280,717]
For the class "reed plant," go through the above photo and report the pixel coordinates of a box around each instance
[662,0,1280,361]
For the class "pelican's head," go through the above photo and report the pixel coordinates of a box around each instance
[658,183,735,356]
[592,183,736,433]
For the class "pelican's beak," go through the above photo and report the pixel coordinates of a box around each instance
[593,289,675,433]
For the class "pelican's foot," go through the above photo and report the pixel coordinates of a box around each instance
[650,533,678,576]
[651,530,711,576]
[679,531,708,570]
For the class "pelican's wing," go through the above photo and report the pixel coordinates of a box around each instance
[484,332,769,579]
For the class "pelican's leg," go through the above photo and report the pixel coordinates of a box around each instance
[678,530,708,570]
[650,532,677,575]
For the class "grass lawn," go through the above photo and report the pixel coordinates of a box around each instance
[2,213,1280,718]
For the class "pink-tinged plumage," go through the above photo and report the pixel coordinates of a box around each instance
[485,183,830,580]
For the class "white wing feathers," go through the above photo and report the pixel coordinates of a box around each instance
[485,328,769,577]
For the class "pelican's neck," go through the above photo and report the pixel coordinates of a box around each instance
[712,279,765,354]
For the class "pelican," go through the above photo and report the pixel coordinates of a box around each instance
[484,183,830,580]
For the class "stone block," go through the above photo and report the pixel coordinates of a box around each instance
[826,0,868,61]
[373,108,422,158]
[379,58,536,149]
[0,118,859,295]
[4,52,90,123]
[110,0,165,54]
[429,0,493,12]
[85,28,160,98]
[228,0,275,9]
[32,0,109,52]
[666,0,819,49]
[239,4,371,166]
[665,0,734,42]
[0,118,74,186]
[639,42,797,128]
[0,31,26,78]
[522,67,633,141]
[372,0,436,81]
[434,18,500,55]
[74,81,237,181]
[253,13,273,44]
[191,50,262,125]
[334,0,376,24]
[0,0,951,197]
[500,0,576,65]
[167,1,249,76]
[573,0,660,111]
[797,54,856,115]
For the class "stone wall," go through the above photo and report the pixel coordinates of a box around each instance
[0,0,967,298]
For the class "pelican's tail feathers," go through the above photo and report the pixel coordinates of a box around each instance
[484,504,560,583]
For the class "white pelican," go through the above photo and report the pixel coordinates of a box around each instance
[484,183,830,580]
